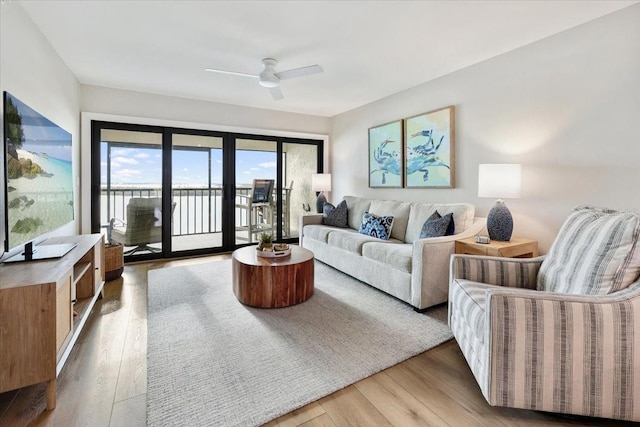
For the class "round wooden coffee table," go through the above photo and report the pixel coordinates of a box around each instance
[232,245,314,308]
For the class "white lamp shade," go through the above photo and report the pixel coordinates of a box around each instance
[478,164,521,199]
[312,173,332,192]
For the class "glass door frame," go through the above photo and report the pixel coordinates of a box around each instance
[91,121,324,260]
[91,121,168,262]
[229,132,324,245]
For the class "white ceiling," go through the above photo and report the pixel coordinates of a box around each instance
[18,0,638,117]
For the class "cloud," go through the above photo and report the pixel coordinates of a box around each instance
[250,167,259,171]
[243,171,252,175]
[111,156,139,166]
[118,169,143,177]
[134,152,150,159]
[259,161,276,168]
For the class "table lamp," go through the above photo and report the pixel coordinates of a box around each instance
[478,164,521,241]
[312,173,332,213]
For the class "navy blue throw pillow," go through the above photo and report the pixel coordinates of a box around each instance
[322,200,348,227]
[420,211,455,238]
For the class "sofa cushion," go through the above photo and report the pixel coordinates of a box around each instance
[537,205,640,295]
[328,228,391,254]
[343,196,371,230]
[322,200,348,227]
[449,279,491,343]
[406,203,475,243]
[303,224,336,243]
[369,199,412,241]
[359,212,394,241]
[420,211,454,238]
[362,241,412,273]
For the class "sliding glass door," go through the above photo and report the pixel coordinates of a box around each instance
[234,138,277,245]
[92,121,323,260]
[171,133,225,252]
[97,128,165,258]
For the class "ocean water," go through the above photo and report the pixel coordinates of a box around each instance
[7,150,74,248]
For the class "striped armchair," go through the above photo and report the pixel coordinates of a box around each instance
[449,206,640,422]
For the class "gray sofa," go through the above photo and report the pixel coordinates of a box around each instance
[300,195,486,310]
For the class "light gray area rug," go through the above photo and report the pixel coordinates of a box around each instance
[147,260,452,426]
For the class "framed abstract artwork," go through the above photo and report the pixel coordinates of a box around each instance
[368,120,403,188]
[404,106,455,188]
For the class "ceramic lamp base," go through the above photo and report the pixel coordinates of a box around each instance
[487,200,513,241]
[316,192,327,213]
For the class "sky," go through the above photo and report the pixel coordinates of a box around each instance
[7,93,72,162]
[100,144,277,186]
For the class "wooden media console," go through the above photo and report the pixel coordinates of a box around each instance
[0,234,105,410]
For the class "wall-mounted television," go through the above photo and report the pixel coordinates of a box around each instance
[2,92,75,261]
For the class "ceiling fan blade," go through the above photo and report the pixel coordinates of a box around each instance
[276,64,323,80]
[269,86,284,101]
[204,68,258,79]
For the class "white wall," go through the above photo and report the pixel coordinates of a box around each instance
[79,86,331,233]
[330,5,640,253]
[0,1,81,255]
[81,85,331,136]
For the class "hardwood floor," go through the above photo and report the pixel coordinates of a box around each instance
[0,254,633,426]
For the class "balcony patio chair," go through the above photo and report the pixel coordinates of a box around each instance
[448,205,640,422]
[109,197,168,256]
[235,179,275,243]
[278,180,294,238]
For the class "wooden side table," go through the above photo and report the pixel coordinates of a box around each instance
[104,243,124,281]
[455,237,539,258]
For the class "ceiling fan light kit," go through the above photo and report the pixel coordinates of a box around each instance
[205,57,323,100]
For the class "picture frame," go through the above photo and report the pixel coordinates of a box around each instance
[404,106,455,188]
[368,119,403,188]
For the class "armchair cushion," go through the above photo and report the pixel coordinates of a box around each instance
[537,205,640,295]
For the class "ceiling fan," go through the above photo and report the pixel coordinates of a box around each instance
[205,58,323,100]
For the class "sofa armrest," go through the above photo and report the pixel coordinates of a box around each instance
[409,217,487,309]
[484,280,640,418]
[450,254,544,289]
[299,214,323,246]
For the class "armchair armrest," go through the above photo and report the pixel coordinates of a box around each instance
[108,217,126,244]
[484,280,640,418]
[235,193,252,208]
[109,217,126,227]
[299,214,323,247]
[450,254,544,289]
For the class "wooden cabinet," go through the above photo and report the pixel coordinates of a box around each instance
[455,237,539,258]
[0,234,105,410]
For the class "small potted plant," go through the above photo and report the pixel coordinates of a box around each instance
[258,232,274,251]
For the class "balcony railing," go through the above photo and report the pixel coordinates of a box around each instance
[101,185,257,237]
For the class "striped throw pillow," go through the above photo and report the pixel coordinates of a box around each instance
[537,205,640,295]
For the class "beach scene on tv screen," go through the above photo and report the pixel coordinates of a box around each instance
[5,93,73,249]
